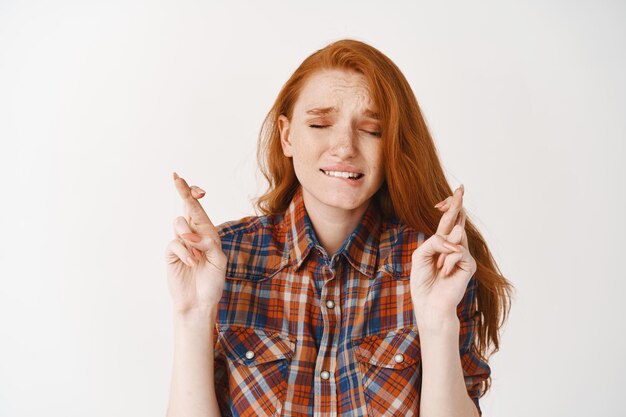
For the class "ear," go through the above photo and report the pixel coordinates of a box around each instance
[278,114,293,157]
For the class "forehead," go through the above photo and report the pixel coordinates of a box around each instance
[295,69,377,113]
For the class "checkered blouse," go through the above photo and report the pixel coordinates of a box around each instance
[212,186,490,416]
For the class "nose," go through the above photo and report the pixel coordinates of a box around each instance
[330,125,358,159]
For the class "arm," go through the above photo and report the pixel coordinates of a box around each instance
[412,186,490,416]
[416,275,490,417]
[166,173,228,417]
[416,310,480,417]
[166,310,222,417]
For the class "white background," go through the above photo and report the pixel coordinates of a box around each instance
[1,0,624,416]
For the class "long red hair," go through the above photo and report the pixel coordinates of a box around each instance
[254,38,513,397]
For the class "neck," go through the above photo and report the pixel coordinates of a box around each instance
[301,190,370,257]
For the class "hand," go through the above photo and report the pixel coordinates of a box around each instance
[164,172,227,317]
[409,184,477,325]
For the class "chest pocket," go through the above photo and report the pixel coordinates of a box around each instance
[216,326,295,417]
[353,327,422,417]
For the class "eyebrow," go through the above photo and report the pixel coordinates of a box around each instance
[306,107,380,120]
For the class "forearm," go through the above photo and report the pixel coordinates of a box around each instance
[416,308,479,417]
[167,311,222,417]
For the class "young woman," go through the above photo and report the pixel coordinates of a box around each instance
[165,39,513,417]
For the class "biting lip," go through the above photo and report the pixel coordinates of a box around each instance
[319,165,364,175]
[319,169,365,180]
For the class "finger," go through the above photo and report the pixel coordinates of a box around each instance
[173,215,193,236]
[442,245,475,276]
[437,183,465,211]
[173,216,216,254]
[434,196,452,210]
[191,247,204,263]
[454,207,463,226]
[433,187,465,276]
[436,215,458,267]
[439,218,467,268]
[447,224,464,245]
[413,233,462,262]
[436,252,446,269]
[435,186,464,236]
[458,210,469,248]
[434,202,461,268]
[190,185,206,199]
[165,238,196,267]
[172,172,217,236]
[442,251,464,276]
[450,208,469,248]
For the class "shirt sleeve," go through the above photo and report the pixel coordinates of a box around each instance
[457,275,491,416]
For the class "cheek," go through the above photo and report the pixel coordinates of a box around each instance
[366,143,385,169]
[371,152,386,183]
[290,142,319,172]
[291,134,322,162]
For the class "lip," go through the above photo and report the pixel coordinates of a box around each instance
[321,171,365,186]
[319,164,364,175]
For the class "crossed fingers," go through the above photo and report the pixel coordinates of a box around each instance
[434,185,468,269]
[172,172,222,265]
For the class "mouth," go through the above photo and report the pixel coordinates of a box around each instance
[319,169,365,181]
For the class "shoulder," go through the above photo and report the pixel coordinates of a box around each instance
[216,214,268,238]
[377,218,428,278]
[215,213,289,280]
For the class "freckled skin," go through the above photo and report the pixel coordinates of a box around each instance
[278,69,385,219]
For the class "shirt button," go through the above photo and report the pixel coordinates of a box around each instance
[320,370,331,380]
[325,300,335,309]
[393,353,404,364]
[245,350,255,360]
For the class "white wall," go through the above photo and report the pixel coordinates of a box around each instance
[1,0,624,415]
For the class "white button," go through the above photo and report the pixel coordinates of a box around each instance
[245,350,255,360]
[320,370,331,380]
[325,300,335,309]
[393,353,404,364]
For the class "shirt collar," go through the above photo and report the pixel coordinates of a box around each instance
[283,186,381,278]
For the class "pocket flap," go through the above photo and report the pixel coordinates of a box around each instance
[220,326,295,366]
[352,327,421,369]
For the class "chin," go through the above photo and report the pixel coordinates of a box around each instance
[317,189,370,211]
[325,199,362,211]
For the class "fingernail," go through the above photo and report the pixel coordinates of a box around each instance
[173,172,180,180]
[195,187,206,195]
[181,233,202,243]
[460,184,464,194]
[434,201,444,208]
[442,241,461,252]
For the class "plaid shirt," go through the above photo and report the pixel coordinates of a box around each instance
[213,186,490,417]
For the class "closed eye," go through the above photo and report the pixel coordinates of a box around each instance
[309,124,381,137]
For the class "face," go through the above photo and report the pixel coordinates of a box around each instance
[278,69,385,215]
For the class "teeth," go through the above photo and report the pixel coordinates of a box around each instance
[323,170,362,179]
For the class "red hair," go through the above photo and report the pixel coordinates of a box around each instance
[254,38,513,397]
